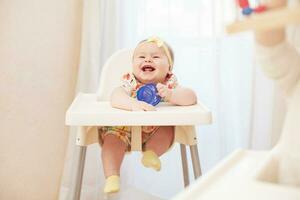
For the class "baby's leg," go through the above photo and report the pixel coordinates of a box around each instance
[142,126,174,171]
[144,126,174,156]
[102,134,127,177]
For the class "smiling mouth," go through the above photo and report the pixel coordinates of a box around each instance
[142,65,156,72]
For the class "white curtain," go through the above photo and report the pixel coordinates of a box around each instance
[60,0,286,199]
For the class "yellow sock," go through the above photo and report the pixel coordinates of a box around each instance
[103,175,120,194]
[141,150,161,171]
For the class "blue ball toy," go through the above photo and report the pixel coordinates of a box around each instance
[137,83,161,106]
[242,7,253,15]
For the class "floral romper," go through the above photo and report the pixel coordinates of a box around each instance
[98,72,178,151]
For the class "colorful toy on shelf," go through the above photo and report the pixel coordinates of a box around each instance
[237,0,267,15]
[137,83,161,106]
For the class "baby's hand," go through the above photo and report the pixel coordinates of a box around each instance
[131,100,156,111]
[156,83,173,102]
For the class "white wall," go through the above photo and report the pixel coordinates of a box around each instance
[0,0,82,199]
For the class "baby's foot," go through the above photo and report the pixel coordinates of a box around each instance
[141,150,161,171]
[103,175,120,194]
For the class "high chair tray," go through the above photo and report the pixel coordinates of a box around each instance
[66,93,212,126]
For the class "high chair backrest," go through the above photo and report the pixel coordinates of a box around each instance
[96,49,134,100]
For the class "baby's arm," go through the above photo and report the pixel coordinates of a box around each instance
[254,0,300,94]
[156,83,197,106]
[255,41,300,95]
[254,0,286,47]
[110,87,156,111]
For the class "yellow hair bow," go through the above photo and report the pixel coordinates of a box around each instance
[147,36,164,47]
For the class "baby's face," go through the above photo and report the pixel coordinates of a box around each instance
[132,42,170,84]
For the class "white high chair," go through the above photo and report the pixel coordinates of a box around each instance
[65,49,212,200]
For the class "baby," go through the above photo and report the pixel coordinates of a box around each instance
[99,36,197,194]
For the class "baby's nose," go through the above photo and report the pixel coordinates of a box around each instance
[145,56,153,62]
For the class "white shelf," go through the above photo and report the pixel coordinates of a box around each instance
[172,150,300,200]
[226,6,300,34]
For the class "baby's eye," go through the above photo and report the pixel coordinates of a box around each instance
[153,56,160,58]
[138,56,145,58]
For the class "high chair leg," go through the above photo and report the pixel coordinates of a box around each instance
[180,144,190,187]
[67,145,87,200]
[190,144,202,178]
